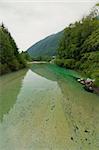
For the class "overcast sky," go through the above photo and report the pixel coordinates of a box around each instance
[0,0,98,51]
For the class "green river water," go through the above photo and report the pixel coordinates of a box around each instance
[0,64,99,150]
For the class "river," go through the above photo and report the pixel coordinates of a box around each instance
[0,64,99,150]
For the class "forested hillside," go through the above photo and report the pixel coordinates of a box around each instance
[0,24,26,75]
[27,31,63,60]
[56,4,99,85]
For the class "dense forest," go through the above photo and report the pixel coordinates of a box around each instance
[0,24,30,75]
[55,4,99,85]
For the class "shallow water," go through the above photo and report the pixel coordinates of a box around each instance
[0,64,99,150]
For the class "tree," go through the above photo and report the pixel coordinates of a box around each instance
[0,24,26,75]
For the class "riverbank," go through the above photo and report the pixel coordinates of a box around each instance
[54,59,99,94]
[77,77,99,94]
[0,61,47,76]
[29,61,99,94]
[27,61,48,64]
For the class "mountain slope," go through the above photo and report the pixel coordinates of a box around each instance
[27,31,63,58]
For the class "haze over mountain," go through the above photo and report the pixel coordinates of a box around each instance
[27,31,63,58]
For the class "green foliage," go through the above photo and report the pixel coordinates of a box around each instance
[21,51,32,62]
[0,24,26,75]
[81,28,99,53]
[79,52,99,73]
[32,55,52,62]
[91,70,99,86]
[96,3,99,6]
[57,18,99,60]
[55,58,75,69]
[56,4,99,85]
[0,63,10,75]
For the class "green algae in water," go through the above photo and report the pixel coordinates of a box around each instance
[0,69,27,121]
[0,64,99,150]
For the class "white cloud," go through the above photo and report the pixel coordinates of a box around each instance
[0,0,98,51]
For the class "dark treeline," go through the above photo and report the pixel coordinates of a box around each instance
[55,4,99,85]
[0,24,31,75]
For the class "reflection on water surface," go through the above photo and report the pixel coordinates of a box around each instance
[0,64,99,150]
